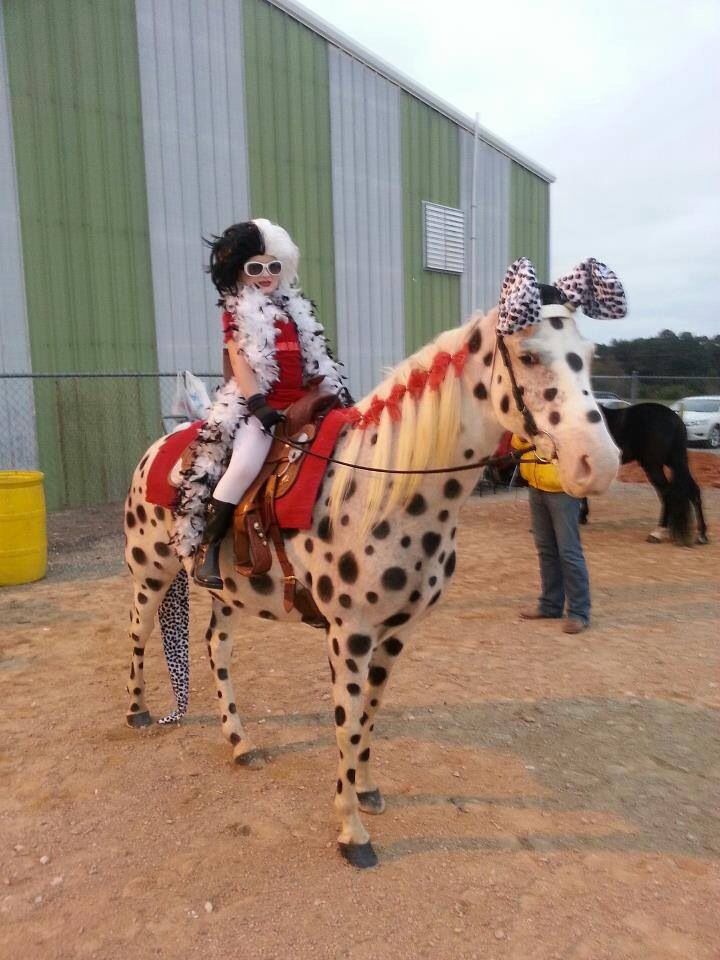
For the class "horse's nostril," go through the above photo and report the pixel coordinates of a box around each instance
[574,454,592,483]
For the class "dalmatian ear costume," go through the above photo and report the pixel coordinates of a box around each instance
[497,257,627,336]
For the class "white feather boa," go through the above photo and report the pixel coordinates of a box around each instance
[172,285,344,557]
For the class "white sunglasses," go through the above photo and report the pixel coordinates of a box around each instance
[244,259,282,277]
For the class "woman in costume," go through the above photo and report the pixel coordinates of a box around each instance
[184,218,346,590]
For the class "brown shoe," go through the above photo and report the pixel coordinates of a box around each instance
[562,618,588,634]
[519,608,561,620]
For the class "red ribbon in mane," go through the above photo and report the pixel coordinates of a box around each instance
[384,383,407,421]
[451,344,469,375]
[407,368,428,400]
[428,352,452,390]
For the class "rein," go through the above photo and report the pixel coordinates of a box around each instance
[272,437,537,476]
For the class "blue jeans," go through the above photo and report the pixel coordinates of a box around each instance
[528,487,591,625]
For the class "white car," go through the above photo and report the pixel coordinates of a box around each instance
[671,396,720,448]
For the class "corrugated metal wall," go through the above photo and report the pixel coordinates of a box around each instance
[328,49,405,400]
[243,0,337,343]
[0,2,37,471]
[3,0,160,508]
[459,131,511,318]
[510,161,550,282]
[401,94,461,352]
[135,0,250,379]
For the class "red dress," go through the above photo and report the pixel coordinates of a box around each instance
[222,311,306,410]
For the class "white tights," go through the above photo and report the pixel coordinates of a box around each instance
[212,416,273,504]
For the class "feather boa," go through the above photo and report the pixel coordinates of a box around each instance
[172,285,344,557]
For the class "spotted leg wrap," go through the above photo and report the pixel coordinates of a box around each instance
[157,569,190,725]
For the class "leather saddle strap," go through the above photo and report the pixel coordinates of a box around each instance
[263,472,298,613]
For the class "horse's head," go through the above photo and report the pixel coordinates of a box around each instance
[483,258,627,497]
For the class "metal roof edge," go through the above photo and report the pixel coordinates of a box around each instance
[264,0,556,184]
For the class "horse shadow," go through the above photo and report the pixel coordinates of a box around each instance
[225,695,720,863]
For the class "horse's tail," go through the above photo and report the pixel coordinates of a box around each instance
[666,435,694,545]
[157,568,191,724]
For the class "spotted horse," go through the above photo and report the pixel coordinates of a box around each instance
[123,257,626,868]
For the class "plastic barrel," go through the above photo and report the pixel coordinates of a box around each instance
[0,471,47,586]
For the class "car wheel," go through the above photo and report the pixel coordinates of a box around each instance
[709,425,720,449]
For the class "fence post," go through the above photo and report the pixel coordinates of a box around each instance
[630,370,640,402]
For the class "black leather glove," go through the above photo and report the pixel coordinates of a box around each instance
[246,394,284,431]
[254,404,285,431]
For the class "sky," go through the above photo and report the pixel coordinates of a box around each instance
[301,0,720,344]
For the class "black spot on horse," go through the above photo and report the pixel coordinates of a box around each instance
[154,506,165,520]
[221,605,232,616]
[429,575,437,587]
[154,541,171,557]
[132,547,147,565]
[438,509,449,522]
[126,511,136,528]
[338,551,359,584]
[217,668,228,680]
[428,590,442,606]
[347,769,356,784]
[473,382,488,400]
[324,552,333,563]
[400,535,411,548]
[500,394,510,413]
[550,316,564,330]
[335,706,346,726]
[444,479,462,499]
[544,387,558,402]
[365,545,374,556]
[549,411,561,425]
[366,591,378,604]
[348,634,372,656]
[359,748,371,763]
[250,574,274,595]
[346,658,358,672]
[350,734,361,745]
[444,551,456,577]
[421,531,441,557]
[566,352,583,372]
[468,328,482,353]
[406,494,427,516]
[337,779,343,794]
[343,480,357,502]
[317,575,334,603]
[372,520,390,539]
[382,567,407,591]
[384,637,403,656]
[136,505,147,524]
[339,594,352,608]
[304,538,313,553]
[587,409,602,423]
[383,612,410,628]
[224,577,237,593]
[259,610,276,620]
[464,449,474,459]
[332,637,340,656]
[146,577,163,591]
[317,516,332,542]
[347,683,361,696]
[409,590,421,602]
[136,593,148,605]
[483,351,493,366]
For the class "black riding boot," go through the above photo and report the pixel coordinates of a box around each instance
[193,497,236,590]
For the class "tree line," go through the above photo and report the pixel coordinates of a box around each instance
[593,330,720,400]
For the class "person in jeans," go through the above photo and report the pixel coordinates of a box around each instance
[512,435,591,634]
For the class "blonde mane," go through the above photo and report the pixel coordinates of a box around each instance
[328,317,481,533]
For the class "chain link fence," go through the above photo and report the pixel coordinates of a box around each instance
[1,371,719,510]
[0,372,222,511]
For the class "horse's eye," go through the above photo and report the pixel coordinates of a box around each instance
[519,353,538,366]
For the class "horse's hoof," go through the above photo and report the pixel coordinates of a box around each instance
[358,789,386,815]
[126,710,152,728]
[234,746,266,769]
[696,534,709,545]
[338,841,378,869]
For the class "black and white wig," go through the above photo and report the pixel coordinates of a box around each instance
[206,218,300,295]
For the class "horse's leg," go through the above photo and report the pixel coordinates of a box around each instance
[125,568,178,726]
[328,627,379,868]
[643,463,673,543]
[206,596,260,766]
[354,633,408,816]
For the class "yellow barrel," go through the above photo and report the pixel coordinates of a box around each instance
[0,471,47,586]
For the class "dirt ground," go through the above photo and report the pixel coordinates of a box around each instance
[1,483,719,960]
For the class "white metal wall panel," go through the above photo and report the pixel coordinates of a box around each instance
[0,3,38,470]
[135,0,251,380]
[329,49,405,400]
[460,130,511,318]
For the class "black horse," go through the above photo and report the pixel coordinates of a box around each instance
[580,403,709,545]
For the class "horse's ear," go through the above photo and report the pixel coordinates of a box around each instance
[497,258,541,335]
[554,258,627,319]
